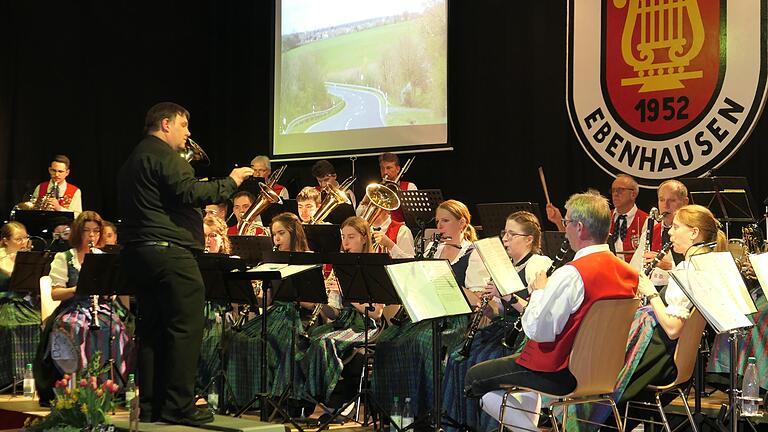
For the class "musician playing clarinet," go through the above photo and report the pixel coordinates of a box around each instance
[648,180,689,269]
[465,191,638,431]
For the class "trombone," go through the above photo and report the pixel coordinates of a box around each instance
[309,176,356,224]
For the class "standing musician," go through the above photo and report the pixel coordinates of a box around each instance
[443,211,552,432]
[31,155,82,216]
[118,102,253,426]
[296,186,322,224]
[372,199,490,422]
[251,155,289,200]
[465,191,639,431]
[378,152,416,223]
[370,207,415,258]
[33,211,133,406]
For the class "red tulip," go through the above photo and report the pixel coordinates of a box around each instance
[80,379,88,387]
[110,383,119,393]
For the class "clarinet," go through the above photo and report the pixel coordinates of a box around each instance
[644,241,673,277]
[501,238,571,349]
[88,240,101,330]
[458,293,491,357]
[645,208,658,254]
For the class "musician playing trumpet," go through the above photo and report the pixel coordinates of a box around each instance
[443,211,552,432]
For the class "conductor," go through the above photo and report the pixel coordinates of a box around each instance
[118,102,253,425]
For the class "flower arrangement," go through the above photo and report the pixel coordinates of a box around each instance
[25,352,120,431]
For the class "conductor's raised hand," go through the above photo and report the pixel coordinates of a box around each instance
[229,167,254,186]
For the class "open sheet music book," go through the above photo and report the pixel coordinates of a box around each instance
[670,268,753,334]
[385,260,472,323]
[246,263,320,278]
[689,252,757,314]
[473,237,525,296]
[748,253,768,300]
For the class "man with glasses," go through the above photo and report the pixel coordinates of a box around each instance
[31,155,82,216]
[250,155,289,200]
[608,174,648,263]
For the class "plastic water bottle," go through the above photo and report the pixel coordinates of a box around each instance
[208,383,219,414]
[742,357,759,416]
[23,364,34,398]
[125,374,136,408]
[391,396,402,430]
[401,397,413,430]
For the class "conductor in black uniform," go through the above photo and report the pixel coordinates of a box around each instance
[118,102,253,426]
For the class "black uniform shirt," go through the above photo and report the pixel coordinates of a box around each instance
[117,135,237,250]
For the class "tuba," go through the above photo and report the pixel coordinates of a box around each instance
[237,182,281,235]
[310,176,356,224]
[179,138,210,165]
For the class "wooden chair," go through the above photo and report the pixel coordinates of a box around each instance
[622,308,706,432]
[498,297,641,432]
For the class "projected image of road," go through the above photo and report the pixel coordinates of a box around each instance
[306,84,385,132]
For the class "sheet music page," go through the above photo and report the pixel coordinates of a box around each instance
[385,260,471,322]
[248,263,318,278]
[670,269,753,333]
[473,237,525,295]
[690,252,756,314]
[748,252,768,299]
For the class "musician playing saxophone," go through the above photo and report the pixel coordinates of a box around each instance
[30,154,83,216]
[443,211,552,431]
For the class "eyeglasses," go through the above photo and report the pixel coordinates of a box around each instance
[610,187,634,194]
[561,219,578,227]
[500,230,529,238]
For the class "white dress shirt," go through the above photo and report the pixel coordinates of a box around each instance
[373,216,415,258]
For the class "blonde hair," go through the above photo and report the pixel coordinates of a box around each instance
[674,205,727,252]
[340,216,373,252]
[506,211,543,253]
[437,199,477,241]
[296,186,321,205]
[203,216,231,254]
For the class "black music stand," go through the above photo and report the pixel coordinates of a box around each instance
[7,251,56,294]
[303,224,342,253]
[476,202,542,239]
[681,177,758,237]
[195,254,253,415]
[261,199,299,227]
[229,260,323,431]
[400,189,443,257]
[325,203,356,225]
[11,210,74,239]
[229,235,274,266]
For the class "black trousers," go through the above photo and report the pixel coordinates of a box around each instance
[464,354,577,398]
[122,245,205,418]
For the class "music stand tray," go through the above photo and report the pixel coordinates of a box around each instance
[303,224,341,254]
[7,251,56,294]
[12,210,75,238]
[476,202,543,239]
[259,251,326,303]
[680,176,758,223]
[229,236,275,266]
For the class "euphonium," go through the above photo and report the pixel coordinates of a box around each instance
[360,183,401,225]
[310,176,356,224]
[237,182,281,235]
[179,138,210,165]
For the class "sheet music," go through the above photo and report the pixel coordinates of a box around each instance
[385,260,472,322]
[473,237,525,296]
[689,252,756,314]
[247,263,319,278]
[748,252,768,300]
[670,269,753,333]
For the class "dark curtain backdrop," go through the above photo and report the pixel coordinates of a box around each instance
[2,1,766,230]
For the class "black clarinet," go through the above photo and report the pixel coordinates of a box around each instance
[644,241,673,277]
[501,238,571,349]
[458,294,491,357]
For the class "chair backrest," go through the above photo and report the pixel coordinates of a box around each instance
[670,308,706,386]
[39,275,60,321]
[568,297,641,397]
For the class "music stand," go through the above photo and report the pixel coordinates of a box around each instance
[303,224,342,254]
[325,203,356,225]
[680,177,758,237]
[7,251,56,294]
[11,210,74,239]
[260,199,299,227]
[400,189,443,257]
[476,202,542,239]
[229,235,274,266]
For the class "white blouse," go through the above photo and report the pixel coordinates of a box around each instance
[49,248,103,288]
[427,239,491,290]
[662,260,694,320]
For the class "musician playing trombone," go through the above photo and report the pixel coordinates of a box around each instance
[250,155,289,200]
[312,159,356,208]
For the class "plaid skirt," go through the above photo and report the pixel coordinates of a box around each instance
[225,301,302,407]
[443,318,525,432]
[0,295,41,386]
[707,294,768,390]
[371,315,468,420]
[196,302,228,394]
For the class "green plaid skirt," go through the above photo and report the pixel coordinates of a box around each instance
[0,294,41,386]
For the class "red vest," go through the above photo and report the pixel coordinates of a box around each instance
[227,225,265,236]
[609,209,649,262]
[516,251,638,372]
[273,183,285,196]
[374,220,404,254]
[390,181,413,223]
[37,181,78,208]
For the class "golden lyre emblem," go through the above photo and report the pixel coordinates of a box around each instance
[615,0,705,92]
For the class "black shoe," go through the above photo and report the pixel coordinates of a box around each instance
[139,412,160,423]
[160,408,214,426]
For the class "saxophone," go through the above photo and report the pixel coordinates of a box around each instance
[88,240,101,330]
[500,239,571,349]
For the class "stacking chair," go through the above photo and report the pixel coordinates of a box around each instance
[498,297,641,432]
[623,309,706,432]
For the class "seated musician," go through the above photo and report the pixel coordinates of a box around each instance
[31,154,83,217]
[443,211,553,432]
[228,190,267,236]
[0,222,40,389]
[377,152,416,223]
[464,191,638,431]
[251,155,289,200]
[204,202,228,222]
[372,199,490,423]
[33,211,132,405]
[370,207,415,258]
[102,220,119,246]
[296,186,322,224]
[311,159,356,208]
[297,216,383,413]
[226,212,309,407]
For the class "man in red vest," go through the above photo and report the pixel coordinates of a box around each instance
[378,152,416,223]
[465,190,639,430]
[250,155,289,200]
[32,154,82,216]
[609,174,648,263]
